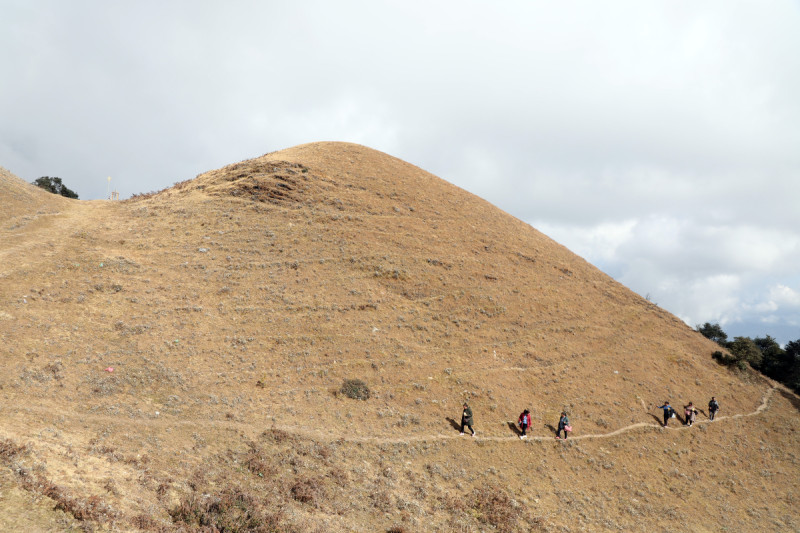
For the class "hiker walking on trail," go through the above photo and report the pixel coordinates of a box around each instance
[556,412,570,439]
[460,403,475,437]
[518,409,531,439]
[684,402,697,426]
[708,397,720,421]
[656,401,675,427]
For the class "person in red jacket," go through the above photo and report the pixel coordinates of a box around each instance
[518,409,531,439]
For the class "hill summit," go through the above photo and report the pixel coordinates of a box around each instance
[0,142,797,532]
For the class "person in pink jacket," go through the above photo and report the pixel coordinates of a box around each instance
[518,409,531,439]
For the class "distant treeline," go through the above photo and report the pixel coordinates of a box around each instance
[32,176,79,199]
[697,322,799,393]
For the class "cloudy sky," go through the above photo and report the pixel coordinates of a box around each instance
[2,1,798,344]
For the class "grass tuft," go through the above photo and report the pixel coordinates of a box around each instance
[340,378,370,400]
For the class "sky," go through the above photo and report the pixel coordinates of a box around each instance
[2,1,798,345]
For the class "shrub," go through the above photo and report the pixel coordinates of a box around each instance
[729,337,763,369]
[170,488,283,531]
[0,438,28,461]
[472,484,521,532]
[290,477,325,506]
[712,350,734,366]
[340,378,370,400]
[16,470,115,523]
[244,442,277,477]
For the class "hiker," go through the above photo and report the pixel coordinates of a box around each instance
[518,409,531,439]
[556,411,570,439]
[684,402,697,426]
[460,403,475,436]
[656,401,675,427]
[708,397,720,421]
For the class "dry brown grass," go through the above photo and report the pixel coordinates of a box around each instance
[0,143,798,531]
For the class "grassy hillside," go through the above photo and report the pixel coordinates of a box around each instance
[0,143,797,532]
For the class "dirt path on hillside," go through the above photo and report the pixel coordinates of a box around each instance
[4,385,780,446]
[0,201,107,278]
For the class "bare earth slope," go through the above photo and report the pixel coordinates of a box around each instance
[1,143,797,532]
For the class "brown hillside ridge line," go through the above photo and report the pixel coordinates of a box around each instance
[1,143,798,532]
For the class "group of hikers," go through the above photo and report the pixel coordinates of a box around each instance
[656,396,720,427]
[459,396,721,440]
[459,403,571,440]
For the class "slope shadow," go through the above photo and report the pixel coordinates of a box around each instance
[507,422,522,437]
[544,423,557,434]
[778,388,800,413]
[446,418,461,432]
[649,414,665,426]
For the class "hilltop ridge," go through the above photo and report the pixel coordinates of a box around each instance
[0,144,797,532]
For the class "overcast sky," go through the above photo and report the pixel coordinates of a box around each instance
[2,1,798,345]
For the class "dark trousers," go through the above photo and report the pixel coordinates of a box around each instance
[461,420,474,435]
[709,410,717,421]
[663,413,670,426]
[520,423,528,436]
[556,427,567,439]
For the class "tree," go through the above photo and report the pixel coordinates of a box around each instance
[728,336,763,370]
[696,322,728,346]
[753,335,786,380]
[32,176,79,199]
[785,339,800,392]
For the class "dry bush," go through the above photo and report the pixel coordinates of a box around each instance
[17,469,115,523]
[170,488,283,532]
[326,467,349,487]
[340,378,370,400]
[371,489,393,512]
[244,442,277,477]
[290,477,326,506]
[0,438,28,461]
[260,428,295,444]
[130,513,167,531]
[472,484,522,532]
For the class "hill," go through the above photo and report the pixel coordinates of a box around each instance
[0,143,797,532]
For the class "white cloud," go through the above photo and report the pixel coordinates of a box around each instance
[536,213,800,343]
[1,1,799,342]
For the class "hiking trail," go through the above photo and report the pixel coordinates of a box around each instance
[5,384,780,446]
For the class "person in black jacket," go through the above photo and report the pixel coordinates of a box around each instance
[460,403,475,436]
[708,397,720,421]
[556,412,570,439]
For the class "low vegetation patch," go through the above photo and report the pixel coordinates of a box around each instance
[0,438,28,461]
[170,487,284,532]
[340,378,370,400]
[289,477,326,506]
